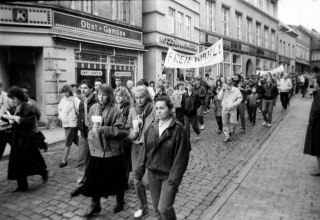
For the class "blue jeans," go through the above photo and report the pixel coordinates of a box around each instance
[262,99,274,123]
[148,171,178,220]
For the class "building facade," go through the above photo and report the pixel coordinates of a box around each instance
[310,29,320,73]
[199,0,279,78]
[142,0,200,85]
[0,0,144,126]
[278,21,297,73]
[289,25,312,73]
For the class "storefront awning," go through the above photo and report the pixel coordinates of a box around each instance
[52,35,148,52]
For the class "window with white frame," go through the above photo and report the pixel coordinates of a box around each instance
[235,13,242,40]
[169,8,175,35]
[185,16,191,40]
[288,43,291,57]
[264,27,269,48]
[246,18,252,43]
[206,0,215,32]
[222,7,229,36]
[283,41,286,56]
[177,12,184,37]
[71,0,91,13]
[112,0,130,23]
[219,51,231,77]
[279,40,282,55]
[83,0,92,13]
[232,53,242,74]
[292,45,295,58]
[271,30,276,50]
[256,22,261,46]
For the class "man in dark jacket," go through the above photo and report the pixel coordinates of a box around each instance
[181,81,201,140]
[193,76,206,130]
[261,77,278,127]
[74,79,97,188]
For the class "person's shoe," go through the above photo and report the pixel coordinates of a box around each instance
[113,202,124,213]
[59,161,68,168]
[262,121,267,126]
[42,170,49,184]
[70,186,82,198]
[200,124,205,130]
[84,205,101,217]
[204,111,207,114]
[134,209,148,218]
[310,171,320,176]
[196,135,200,140]
[267,123,271,127]
[12,187,28,192]
[223,137,230,142]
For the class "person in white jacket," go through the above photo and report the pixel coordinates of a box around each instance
[218,77,243,142]
[278,73,292,111]
[58,84,80,168]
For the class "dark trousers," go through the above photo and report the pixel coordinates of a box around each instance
[216,116,222,131]
[300,85,307,97]
[280,92,289,110]
[262,100,274,124]
[17,177,28,190]
[175,108,184,125]
[237,103,246,130]
[205,94,211,110]
[247,106,257,124]
[184,115,200,139]
[123,141,132,186]
[0,129,12,161]
[148,172,178,220]
[92,190,124,207]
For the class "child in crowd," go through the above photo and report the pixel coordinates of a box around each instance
[247,85,260,126]
[212,86,223,134]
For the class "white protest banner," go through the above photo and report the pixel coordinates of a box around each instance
[256,64,284,76]
[164,39,223,68]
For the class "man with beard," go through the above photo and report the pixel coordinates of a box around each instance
[218,77,243,142]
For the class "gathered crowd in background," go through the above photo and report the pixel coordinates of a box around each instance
[0,70,318,219]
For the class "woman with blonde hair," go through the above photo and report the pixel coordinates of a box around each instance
[127,85,155,218]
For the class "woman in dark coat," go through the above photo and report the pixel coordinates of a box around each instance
[304,74,320,176]
[1,86,48,191]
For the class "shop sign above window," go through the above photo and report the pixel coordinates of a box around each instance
[0,4,52,27]
[80,70,103,76]
[114,71,131,77]
[159,36,198,53]
[54,11,142,42]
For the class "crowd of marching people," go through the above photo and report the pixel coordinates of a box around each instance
[0,70,318,219]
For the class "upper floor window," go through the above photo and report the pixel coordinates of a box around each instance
[185,16,191,40]
[256,22,261,46]
[246,18,253,43]
[169,8,175,35]
[292,45,295,57]
[279,40,282,54]
[288,43,291,57]
[264,26,269,48]
[222,7,230,36]
[112,0,130,23]
[271,30,276,50]
[206,0,215,32]
[177,12,184,37]
[235,13,242,40]
[71,0,92,13]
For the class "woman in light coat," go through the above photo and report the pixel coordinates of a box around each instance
[58,84,80,168]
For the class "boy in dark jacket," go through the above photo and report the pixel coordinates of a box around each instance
[261,77,278,126]
[193,76,206,130]
[247,85,260,125]
[181,81,201,140]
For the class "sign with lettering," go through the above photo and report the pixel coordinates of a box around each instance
[164,39,223,68]
[53,12,142,42]
[77,69,106,84]
[115,71,132,77]
[0,4,52,27]
[256,64,284,76]
[80,70,103,76]
[160,36,198,53]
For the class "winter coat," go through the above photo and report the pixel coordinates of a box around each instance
[78,94,97,138]
[278,78,293,93]
[87,103,126,158]
[181,92,201,117]
[261,83,278,100]
[304,90,320,157]
[58,96,80,128]
[213,95,222,117]
[194,85,206,105]
[135,119,191,189]
[218,86,243,111]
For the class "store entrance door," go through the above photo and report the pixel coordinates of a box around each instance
[9,64,36,100]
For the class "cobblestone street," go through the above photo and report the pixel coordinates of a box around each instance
[0,97,307,220]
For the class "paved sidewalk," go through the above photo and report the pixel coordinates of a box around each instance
[203,97,320,220]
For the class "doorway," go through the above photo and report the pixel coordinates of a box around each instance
[246,59,253,76]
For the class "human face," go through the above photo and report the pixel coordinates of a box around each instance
[115,93,125,104]
[187,84,193,92]
[252,87,257,93]
[127,81,133,89]
[12,97,22,107]
[178,85,185,91]
[79,84,92,98]
[22,88,29,98]
[226,78,232,86]
[267,77,272,84]
[64,92,71,98]
[155,100,171,121]
[194,79,200,87]
[115,78,122,87]
[98,92,108,105]
[95,81,102,91]
[221,77,225,83]
[164,82,169,88]
[135,91,147,107]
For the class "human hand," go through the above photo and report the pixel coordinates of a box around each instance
[128,131,139,140]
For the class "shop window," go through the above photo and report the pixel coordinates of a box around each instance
[110,56,135,65]
[75,52,107,63]
[232,53,242,74]
[219,51,231,77]
[256,58,262,71]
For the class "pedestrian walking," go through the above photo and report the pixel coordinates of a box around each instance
[181,81,201,140]
[247,86,260,126]
[261,76,278,127]
[73,84,127,217]
[218,77,243,142]
[193,76,206,130]
[1,86,48,192]
[203,73,213,113]
[278,73,292,110]
[115,86,132,189]
[212,86,223,134]
[0,80,13,161]
[58,84,80,168]
[154,84,168,102]
[304,74,320,176]
[171,82,186,125]
[135,96,191,220]
[127,85,155,218]
[233,74,248,133]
